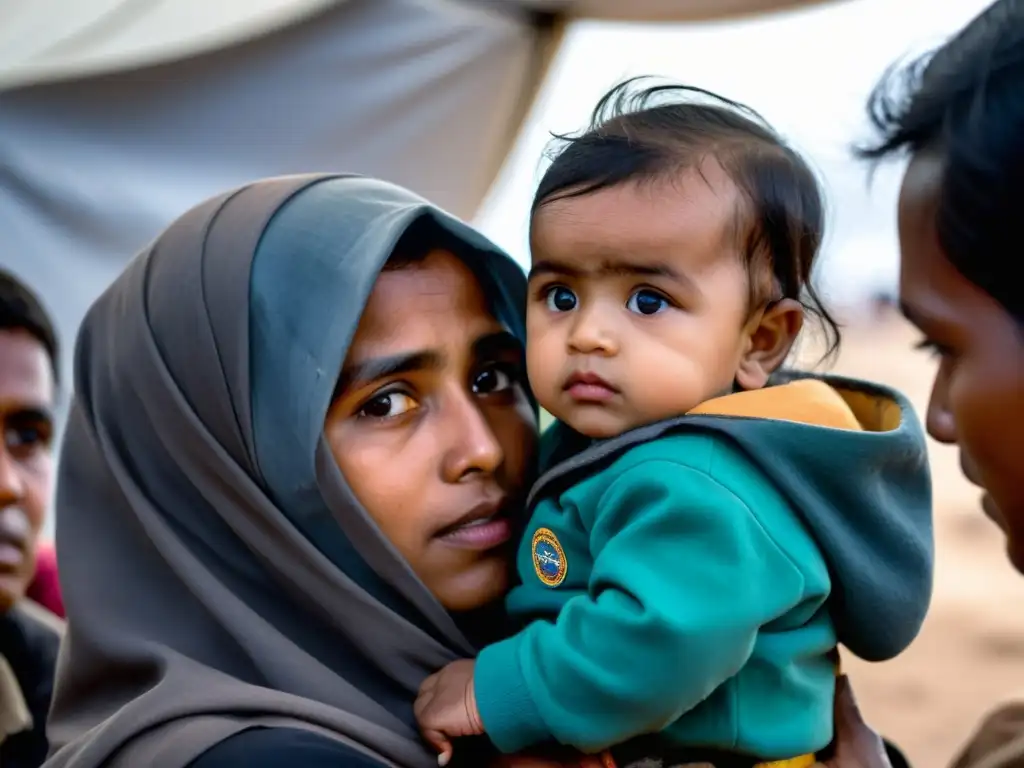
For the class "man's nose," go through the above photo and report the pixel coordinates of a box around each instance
[925,363,956,445]
[0,449,25,506]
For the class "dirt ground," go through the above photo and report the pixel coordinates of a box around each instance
[812,309,1024,767]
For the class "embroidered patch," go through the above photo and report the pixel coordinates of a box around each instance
[532,527,567,587]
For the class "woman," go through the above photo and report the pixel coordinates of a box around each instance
[827,1,1024,766]
[43,174,539,768]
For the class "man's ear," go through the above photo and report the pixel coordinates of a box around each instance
[735,299,804,391]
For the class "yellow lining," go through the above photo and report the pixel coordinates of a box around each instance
[688,379,865,432]
[755,754,817,768]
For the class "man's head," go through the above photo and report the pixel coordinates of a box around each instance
[0,271,57,611]
[526,79,838,438]
[857,0,1024,572]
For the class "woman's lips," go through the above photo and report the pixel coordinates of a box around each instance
[439,515,513,550]
[437,500,513,550]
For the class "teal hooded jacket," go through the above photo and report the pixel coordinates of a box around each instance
[474,373,933,760]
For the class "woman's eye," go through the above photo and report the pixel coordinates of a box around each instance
[545,286,578,313]
[357,391,419,420]
[626,289,669,316]
[472,364,516,395]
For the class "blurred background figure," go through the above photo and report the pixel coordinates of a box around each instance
[26,544,62,620]
[0,272,62,768]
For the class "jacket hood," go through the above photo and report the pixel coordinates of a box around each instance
[533,372,934,662]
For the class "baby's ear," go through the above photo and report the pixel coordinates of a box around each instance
[735,299,804,390]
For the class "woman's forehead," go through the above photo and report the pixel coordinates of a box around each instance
[349,250,505,357]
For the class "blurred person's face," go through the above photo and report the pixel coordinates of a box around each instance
[898,152,1024,572]
[0,329,54,611]
[326,250,537,612]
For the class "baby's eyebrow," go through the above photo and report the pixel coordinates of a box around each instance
[530,258,698,294]
[529,259,578,280]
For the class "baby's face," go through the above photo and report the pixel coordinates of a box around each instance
[527,169,755,439]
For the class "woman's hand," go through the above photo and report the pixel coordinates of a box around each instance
[816,676,893,768]
[415,659,485,765]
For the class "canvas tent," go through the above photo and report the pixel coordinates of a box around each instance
[0,0,844,386]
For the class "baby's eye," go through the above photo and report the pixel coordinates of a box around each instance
[545,286,578,313]
[626,289,669,316]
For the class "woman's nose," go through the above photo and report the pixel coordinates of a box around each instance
[441,391,504,482]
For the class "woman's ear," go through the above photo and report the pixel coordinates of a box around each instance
[735,299,804,391]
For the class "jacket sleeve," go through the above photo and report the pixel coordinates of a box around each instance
[473,460,806,754]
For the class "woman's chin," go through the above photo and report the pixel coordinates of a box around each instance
[436,557,511,614]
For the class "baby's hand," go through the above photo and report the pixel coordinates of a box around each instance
[414,659,484,766]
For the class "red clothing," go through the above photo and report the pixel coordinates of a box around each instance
[26,543,63,618]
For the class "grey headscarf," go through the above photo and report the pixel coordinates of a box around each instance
[45,174,529,768]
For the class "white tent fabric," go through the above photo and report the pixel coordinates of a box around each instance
[0,0,842,387]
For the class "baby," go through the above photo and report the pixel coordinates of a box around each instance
[415,80,933,768]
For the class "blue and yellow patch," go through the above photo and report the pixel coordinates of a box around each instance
[532,527,567,587]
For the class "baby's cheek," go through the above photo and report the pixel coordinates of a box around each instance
[526,337,563,409]
[628,356,721,420]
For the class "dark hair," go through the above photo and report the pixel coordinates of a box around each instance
[855,0,1024,324]
[382,216,473,272]
[0,270,59,384]
[532,77,840,359]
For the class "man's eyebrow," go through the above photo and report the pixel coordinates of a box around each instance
[5,406,53,426]
[335,350,443,395]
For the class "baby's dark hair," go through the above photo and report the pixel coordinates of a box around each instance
[855,0,1024,325]
[532,77,840,358]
